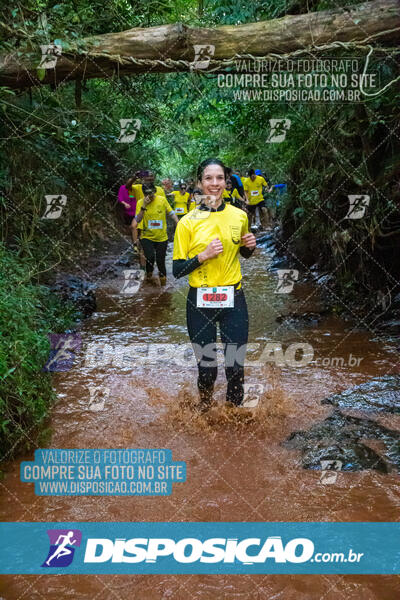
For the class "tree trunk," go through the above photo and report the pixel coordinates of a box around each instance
[1,0,399,89]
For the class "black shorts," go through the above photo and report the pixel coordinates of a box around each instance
[247,200,266,213]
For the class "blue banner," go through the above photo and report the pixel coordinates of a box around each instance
[0,522,399,574]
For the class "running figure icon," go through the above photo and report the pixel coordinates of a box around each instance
[42,529,82,568]
[46,531,77,565]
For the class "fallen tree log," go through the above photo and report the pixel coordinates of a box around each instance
[0,0,399,89]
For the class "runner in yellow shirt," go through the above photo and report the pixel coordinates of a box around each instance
[135,183,178,285]
[173,158,256,409]
[169,184,191,218]
[222,179,244,209]
[243,169,271,229]
[131,171,171,261]
[189,188,202,212]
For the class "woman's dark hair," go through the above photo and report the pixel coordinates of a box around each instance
[125,176,134,188]
[197,158,228,182]
[248,168,255,176]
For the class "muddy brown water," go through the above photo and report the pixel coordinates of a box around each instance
[1,237,399,599]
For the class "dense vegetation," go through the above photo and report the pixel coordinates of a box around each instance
[0,244,78,454]
[0,0,399,454]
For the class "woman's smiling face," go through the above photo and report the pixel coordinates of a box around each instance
[199,164,226,200]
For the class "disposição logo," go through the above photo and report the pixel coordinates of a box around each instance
[42,529,82,567]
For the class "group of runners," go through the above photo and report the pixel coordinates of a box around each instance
[117,161,274,408]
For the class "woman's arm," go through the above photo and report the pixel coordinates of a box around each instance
[239,246,255,258]
[135,206,146,224]
[169,211,179,225]
[173,256,201,279]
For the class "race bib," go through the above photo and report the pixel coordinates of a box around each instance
[175,207,185,214]
[196,286,234,308]
[251,190,259,196]
[148,219,163,229]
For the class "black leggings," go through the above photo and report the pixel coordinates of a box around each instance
[186,286,249,405]
[140,238,168,276]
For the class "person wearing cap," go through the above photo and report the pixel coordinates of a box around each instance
[243,168,272,229]
[135,182,179,285]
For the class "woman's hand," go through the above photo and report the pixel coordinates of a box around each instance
[198,237,223,263]
[241,233,256,249]
[122,201,130,209]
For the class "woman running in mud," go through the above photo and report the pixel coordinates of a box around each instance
[173,158,256,409]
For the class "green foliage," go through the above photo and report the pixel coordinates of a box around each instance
[203,0,362,24]
[0,244,78,455]
[0,0,201,59]
[1,81,126,260]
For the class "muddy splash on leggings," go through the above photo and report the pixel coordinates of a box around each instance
[166,366,295,435]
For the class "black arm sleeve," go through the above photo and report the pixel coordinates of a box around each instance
[173,256,201,279]
[240,246,255,258]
